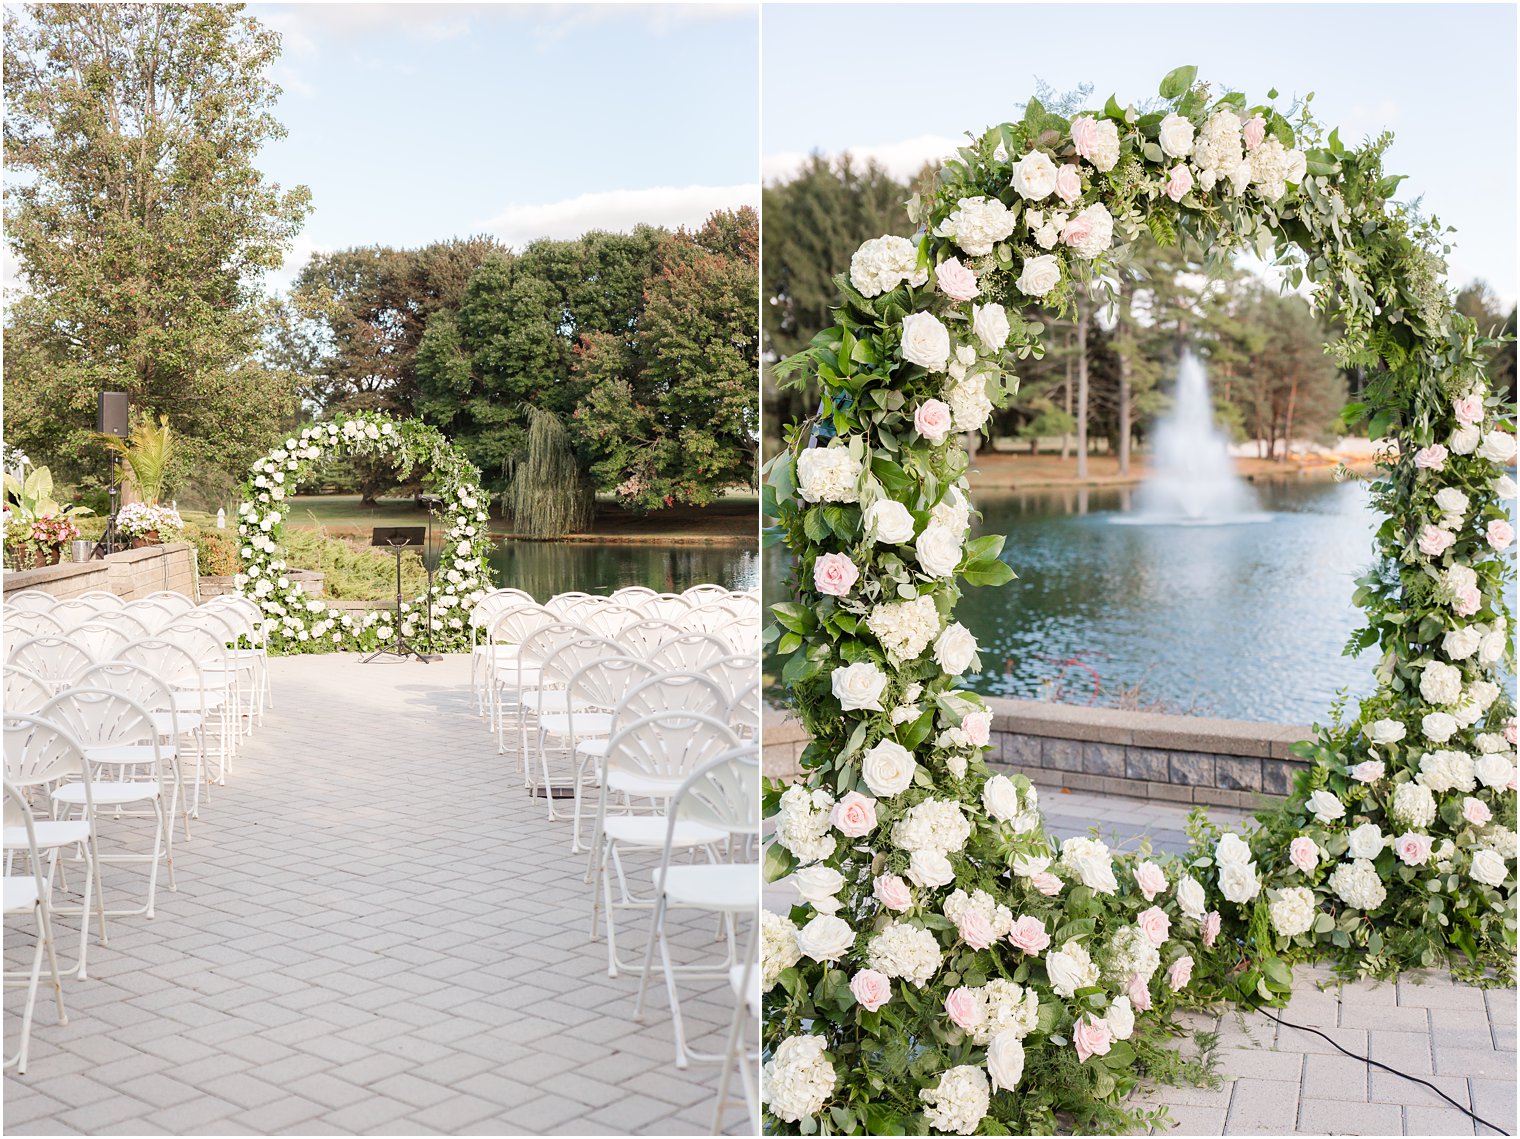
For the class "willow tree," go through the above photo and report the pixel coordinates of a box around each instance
[502,406,595,539]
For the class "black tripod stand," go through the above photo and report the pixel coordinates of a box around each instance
[363,526,426,663]
[91,452,121,559]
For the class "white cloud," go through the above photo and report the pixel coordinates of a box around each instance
[266,232,330,297]
[481,183,757,246]
[763,134,961,185]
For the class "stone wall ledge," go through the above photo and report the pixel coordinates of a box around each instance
[763,696,1313,801]
[4,543,198,601]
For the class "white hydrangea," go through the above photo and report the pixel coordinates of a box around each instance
[893,798,972,856]
[943,888,1015,944]
[1328,858,1387,910]
[961,978,1039,1045]
[919,1065,990,1136]
[945,372,994,432]
[1064,202,1114,259]
[775,784,837,864]
[762,911,802,991]
[1419,661,1464,705]
[1192,109,1243,179]
[1104,924,1161,985]
[1268,886,1317,937]
[931,485,972,534]
[1417,749,1477,794]
[762,1034,836,1123]
[1047,938,1102,996]
[796,445,862,504]
[867,921,942,987]
[867,594,941,662]
[1392,781,1438,829]
[934,196,1016,257]
[849,235,928,297]
[1059,836,1119,893]
[1248,137,1305,201]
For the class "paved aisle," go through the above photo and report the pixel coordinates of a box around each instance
[5,654,747,1135]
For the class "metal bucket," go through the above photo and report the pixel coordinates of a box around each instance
[71,539,94,563]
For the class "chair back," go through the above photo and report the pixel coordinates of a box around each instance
[49,599,102,631]
[77,663,181,736]
[603,711,739,784]
[579,605,641,638]
[616,671,729,723]
[3,590,56,613]
[679,603,733,635]
[38,688,165,785]
[123,600,176,634]
[67,622,132,664]
[488,606,557,659]
[681,583,731,603]
[81,609,153,639]
[613,618,687,658]
[74,590,125,610]
[665,745,760,843]
[610,586,659,604]
[645,632,732,673]
[639,593,692,621]
[4,715,89,796]
[566,656,659,714]
[116,639,207,693]
[144,591,195,614]
[704,653,758,704]
[6,636,94,686]
[727,678,761,740]
[174,608,239,645]
[470,590,536,631]
[3,667,54,717]
[544,592,595,616]
[517,622,596,675]
[3,610,63,640]
[537,635,627,694]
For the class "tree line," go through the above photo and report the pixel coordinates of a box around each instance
[3,3,759,526]
[763,156,1517,466]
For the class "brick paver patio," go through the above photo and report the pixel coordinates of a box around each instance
[4,654,750,1135]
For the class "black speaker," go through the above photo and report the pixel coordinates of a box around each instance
[97,392,129,437]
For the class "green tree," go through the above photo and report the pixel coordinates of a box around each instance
[3,3,311,488]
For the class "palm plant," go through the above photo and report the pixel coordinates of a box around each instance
[99,414,174,504]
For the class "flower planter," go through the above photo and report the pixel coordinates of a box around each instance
[128,529,161,549]
[6,545,63,570]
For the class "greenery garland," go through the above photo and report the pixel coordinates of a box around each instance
[235,411,494,654]
[761,66,1516,1135]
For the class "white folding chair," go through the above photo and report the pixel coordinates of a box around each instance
[124,600,176,634]
[613,618,687,658]
[78,662,195,835]
[713,935,760,1134]
[681,584,731,603]
[202,598,270,729]
[3,591,57,613]
[4,611,63,640]
[528,634,627,813]
[488,609,564,755]
[646,632,732,673]
[40,689,175,918]
[3,779,68,1074]
[611,586,659,605]
[5,716,105,980]
[634,745,759,1068]
[73,590,125,611]
[2,667,54,717]
[639,593,692,621]
[589,712,739,978]
[66,622,131,665]
[79,609,153,640]
[117,640,226,792]
[545,592,596,616]
[171,609,253,735]
[143,591,195,615]
[556,656,660,853]
[579,605,642,639]
[469,590,537,716]
[6,637,94,688]
[47,599,101,631]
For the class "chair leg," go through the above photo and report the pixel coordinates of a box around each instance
[633,892,666,1019]
[659,913,692,1069]
[712,995,748,1135]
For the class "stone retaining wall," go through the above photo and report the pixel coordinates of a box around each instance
[2,543,199,602]
[763,696,1314,810]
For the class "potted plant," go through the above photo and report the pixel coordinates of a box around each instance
[3,465,93,569]
[115,501,184,548]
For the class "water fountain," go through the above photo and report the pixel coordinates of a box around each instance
[1119,350,1270,526]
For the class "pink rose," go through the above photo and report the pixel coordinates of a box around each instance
[1462,797,1492,827]
[850,968,893,1012]
[944,986,984,1031]
[1242,116,1266,151]
[914,398,955,444]
[1395,832,1433,866]
[1054,164,1083,204]
[1288,836,1320,874]
[830,790,878,838]
[1126,974,1152,1011]
[1414,444,1448,471]
[956,909,997,951]
[1487,519,1515,550]
[1061,213,1093,249]
[935,257,980,302]
[1454,586,1482,617]
[1073,1014,1113,1063]
[1031,872,1063,896]
[1349,760,1385,784]
[873,873,912,912]
[813,552,859,597]
[1007,915,1050,955]
[1418,526,1455,557]
[1136,906,1171,948]
[1133,860,1167,901]
[1167,954,1194,991]
[1506,718,1517,746]
[1454,395,1485,426]
[961,711,992,748]
[1164,163,1194,202]
[1201,912,1221,947]
[1070,115,1101,160]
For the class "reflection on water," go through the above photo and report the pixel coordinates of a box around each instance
[765,480,1390,724]
[487,540,758,602]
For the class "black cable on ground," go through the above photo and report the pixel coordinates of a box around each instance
[1256,1008,1510,1135]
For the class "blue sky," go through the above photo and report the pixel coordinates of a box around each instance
[249,3,759,290]
[763,3,1517,305]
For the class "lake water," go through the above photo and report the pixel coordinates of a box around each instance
[766,479,1392,725]
[486,540,758,601]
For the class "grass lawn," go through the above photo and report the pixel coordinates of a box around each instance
[283,491,758,542]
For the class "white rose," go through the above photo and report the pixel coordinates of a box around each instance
[1450,425,1481,455]
[900,312,951,372]
[907,849,955,888]
[915,522,963,578]
[1059,836,1118,894]
[862,739,917,797]
[1477,626,1507,666]
[1475,753,1514,789]
[1175,876,1206,922]
[1434,487,1469,518]
[1477,431,1518,464]
[1470,848,1509,887]
[1347,822,1386,860]
[1015,254,1061,298]
[1158,113,1196,158]
[934,196,1016,257]
[796,446,863,504]
[1443,627,1482,661]
[793,866,846,914]
[1215,833,1252,866]
[1367,719,1408,745]
[983,774,1020,822]
[1495,474,1518,498]
[933,623,979,676]
[1307,790,1345,823]
[986,1031,1025,1093]
[1218,860,1261,904]
[1010,151,1058,201]
[831,661,889,712]
[1045,940,1099,998]
[864,499,915,545]
[971,303,1011,352]
[796,914,855,963]
[1107,995,1136,1041]
[1421,712,1459,743]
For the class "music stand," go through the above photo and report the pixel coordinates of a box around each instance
[363,526,426,663]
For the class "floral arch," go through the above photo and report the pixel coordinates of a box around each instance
[235,411,493,654]
[762,67,1517,1134]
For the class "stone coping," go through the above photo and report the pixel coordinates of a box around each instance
[3,542,196,596]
